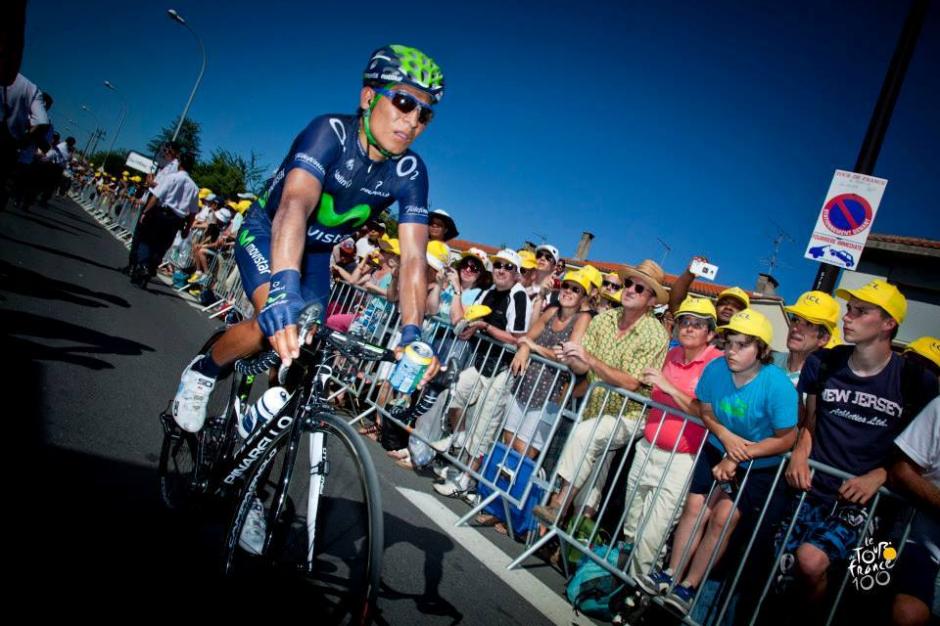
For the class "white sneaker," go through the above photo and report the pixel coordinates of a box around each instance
[430,434,453,453]
[433,472,470,498]
[238,496,267,555]
[172,356,216,433]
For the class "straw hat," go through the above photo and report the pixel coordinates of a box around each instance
[617,259,669,305]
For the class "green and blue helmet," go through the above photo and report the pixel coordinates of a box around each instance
[363,44,445,103]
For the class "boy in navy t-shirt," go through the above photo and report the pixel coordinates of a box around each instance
[781,279,937,610]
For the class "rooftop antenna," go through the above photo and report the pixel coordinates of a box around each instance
[761,224,794,276]
[656,238,671,267]
[532,231,549,244]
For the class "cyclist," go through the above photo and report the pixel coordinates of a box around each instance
[172,44,444,432]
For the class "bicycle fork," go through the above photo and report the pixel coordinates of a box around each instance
[306,430,328,570]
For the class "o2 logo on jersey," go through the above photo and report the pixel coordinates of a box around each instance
[396,156,420,180]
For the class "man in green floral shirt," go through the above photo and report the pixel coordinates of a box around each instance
[536,259,670,523]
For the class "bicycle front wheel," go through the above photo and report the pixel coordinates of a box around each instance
[224,410,384,624]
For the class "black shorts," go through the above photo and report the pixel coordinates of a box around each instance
[689,442,779,514]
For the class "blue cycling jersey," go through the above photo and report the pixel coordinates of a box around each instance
[234,113,431,308]
[251,113,429,248]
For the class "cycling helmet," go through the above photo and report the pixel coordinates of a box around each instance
[363,44,445,103]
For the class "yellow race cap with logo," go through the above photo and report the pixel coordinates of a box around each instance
[835,278,907,324]
[905,336,940,368]
[785,290,840,330]
[676,296,717,321]
[718,308,773,345]
[717,286,751,309]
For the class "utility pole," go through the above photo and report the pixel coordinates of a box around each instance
[656,238,671,268]
[812,0,929,293]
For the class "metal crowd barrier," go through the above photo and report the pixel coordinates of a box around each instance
[327,279,581,539]
[508,381,922,625]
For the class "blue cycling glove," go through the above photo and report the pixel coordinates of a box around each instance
[258,269,303,338]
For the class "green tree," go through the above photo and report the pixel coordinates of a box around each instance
[192,149,267,199]
[147,116,201,161]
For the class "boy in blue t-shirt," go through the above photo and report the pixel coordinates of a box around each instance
[641,309,797,615]
[781,279,938,613]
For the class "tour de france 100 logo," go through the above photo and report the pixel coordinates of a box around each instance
[848,537,898,591]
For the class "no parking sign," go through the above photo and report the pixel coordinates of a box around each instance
[804,170,887,271]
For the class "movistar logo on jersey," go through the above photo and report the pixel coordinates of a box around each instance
[238,230,255,247]
[314,192,371,228]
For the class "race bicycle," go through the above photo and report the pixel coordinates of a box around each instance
[158,304,389,623]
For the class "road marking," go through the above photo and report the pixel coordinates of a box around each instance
[395,487,592,626]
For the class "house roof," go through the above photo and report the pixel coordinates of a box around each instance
[867,233,940,257]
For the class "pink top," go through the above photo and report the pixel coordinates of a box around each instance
[644,345,723,454]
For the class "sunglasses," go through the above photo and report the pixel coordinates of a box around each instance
[622,278,647,295]
[602,279,622,290]
[535,251,555,262]
[460,262,482,274]
[376,88,434,124]
[492,262,516,272]
[677,317,710,329]
[561,283,585,296]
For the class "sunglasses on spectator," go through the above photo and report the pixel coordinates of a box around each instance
[677,317,710,329]
[460,262,482,274]
[376,88,434,124]
[560,283,585,296]
[622,278,648,295]
[602,279,622,290]
[535,251,555,262]
[492,262,516,272]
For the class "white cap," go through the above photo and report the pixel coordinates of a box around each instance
[536,244,560,263]
[489,248,523,271]
[214,208,233,224]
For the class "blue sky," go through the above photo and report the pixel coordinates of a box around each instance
[22,0,940,303]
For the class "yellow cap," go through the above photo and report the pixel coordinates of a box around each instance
[226,200,239,210]
[836,278,907,324]
[426,240,451,270]
[718,308,773,345]
[905,336,940,368]
[130,175,142,183]
[378,237,400,256]
[561,270,592,294]
[825,325,842,349]
[198,188,213,199]
[517,250,538,270]
[785,290,840,331]
[717,286,751,309]
[236,199,252,212]
[579,264,603,289]
[463,304,493,322]
[602,288,623,303]
[676,296,717,321]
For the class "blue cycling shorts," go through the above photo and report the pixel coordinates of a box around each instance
[233,209,331,314]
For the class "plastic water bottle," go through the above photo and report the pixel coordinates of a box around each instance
[238,386,289,439]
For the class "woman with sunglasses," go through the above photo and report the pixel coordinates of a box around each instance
[172,44,444,433]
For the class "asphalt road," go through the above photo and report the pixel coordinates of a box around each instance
[3,194,585,623]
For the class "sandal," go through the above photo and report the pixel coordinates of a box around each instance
[475,514,500,526]
[386,448,409,460]
[395,457,415,470]
[358,424,380,440]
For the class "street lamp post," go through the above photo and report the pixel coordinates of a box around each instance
[101,80,128,173]
[167,9,206,143]
[79,104,101,161]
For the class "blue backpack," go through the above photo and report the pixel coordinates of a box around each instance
[565,542,629,620]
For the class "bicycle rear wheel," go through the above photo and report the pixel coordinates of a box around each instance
[223,410,383,624]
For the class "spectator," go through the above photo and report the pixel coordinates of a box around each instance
[644,309,797,614]
[534,259,670,523]
[355,219,385,261]
[503,270,593,457]
[188,207,234,291]
[904,336,940,379]
[519,249,539,294]
[627,297,723,587]
[594,271,623,314]
[782,279,937,615]
[330,238,358,276]
[889,397,939,626]
[428,247,490,324]
[774,290,839,387]
[130,151,200,288]
[554,258,567,279]
[428,208,459,242]
[433,248,531,498]
[125,141,180,274]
